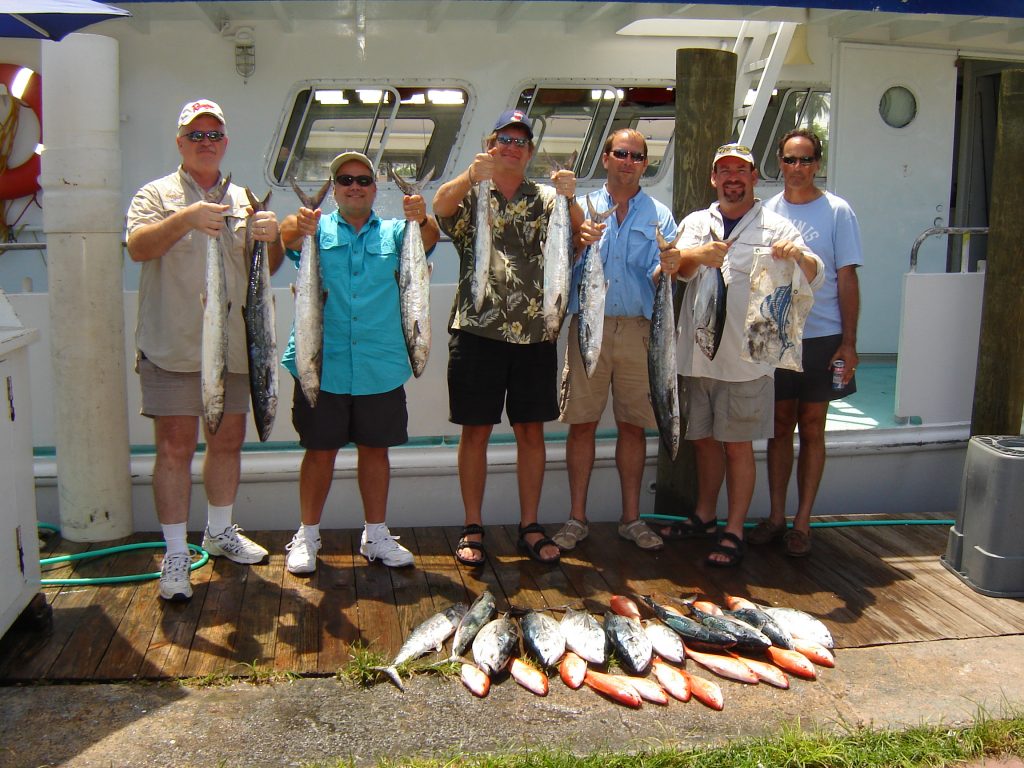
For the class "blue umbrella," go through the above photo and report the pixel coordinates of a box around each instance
[0,0,130,41]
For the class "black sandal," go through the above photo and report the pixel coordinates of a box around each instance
[705,530,745,568]
[517,523,560,564]
[455,524,487,567]
[660,514,718,540]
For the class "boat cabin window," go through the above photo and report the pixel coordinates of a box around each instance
[514,84,675,181]
[751,87,831,181]
[270,84,469,185]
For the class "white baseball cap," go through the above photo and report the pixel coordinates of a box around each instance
[177,99,226,130]
[712,142,755,167]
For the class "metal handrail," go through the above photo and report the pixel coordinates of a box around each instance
[0,242,47,254]
[909,226,989,273]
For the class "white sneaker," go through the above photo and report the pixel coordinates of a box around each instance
[285,530,321,574]
[202,524,268,564]
[159,552,193,601]
[360,529,414,568]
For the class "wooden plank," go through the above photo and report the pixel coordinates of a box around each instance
[314,529,360,675]
[486,525,558,611]
[389,525,445,656]
[352,529,404,660]
[230,530,288,668]
[409,525,471,607]
[440,525,509,610]
[180,553,250,677]
[274,532,324,674]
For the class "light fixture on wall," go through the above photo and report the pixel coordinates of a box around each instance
[234,27,255,79]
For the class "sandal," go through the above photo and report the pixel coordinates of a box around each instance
[659,514,718,540]
[517,523,560,564]
[748,519,787,546]
[552,519,589,551]
[618,520,664,551]
[784,529,812,558]
[455,524,487,567]
[705,530,745,568]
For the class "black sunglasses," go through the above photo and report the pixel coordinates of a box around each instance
[781,155,817,166]
[495,135,530,147]
[609,148,647,162]
[335,174,375,187]
[184,130,225,143]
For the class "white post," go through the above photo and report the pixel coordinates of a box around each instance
[40,34,132,542]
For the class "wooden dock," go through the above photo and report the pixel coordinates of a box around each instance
[2,515,1022,682]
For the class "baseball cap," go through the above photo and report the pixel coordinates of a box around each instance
[329,151,375,178]
[713,143,755,167]
[177,99,226,130]
[492,109,533,140]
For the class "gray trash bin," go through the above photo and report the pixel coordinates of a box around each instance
[941,435,1024,597]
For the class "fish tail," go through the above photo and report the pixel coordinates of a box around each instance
[370,665,406,691]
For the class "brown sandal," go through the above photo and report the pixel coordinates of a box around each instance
[784,529,812,557]
[748,519,787,545]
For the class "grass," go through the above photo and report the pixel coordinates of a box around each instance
[337,641,461,687]
[300,713,1024,768]
[181,660,300,688]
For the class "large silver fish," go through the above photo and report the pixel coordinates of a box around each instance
[576,195,615,378]
[684,600,772,653]
[603,611,653,675]
[200,175,233,435]
[290,180,331,407]
[559,607,606,665]
[372,603,467,691]
[387,167,433,378]
[542,154,576,340]
[642,619,686,664]
[763,607,835,649]
[648,226,681,460]
[724,606,795,650]
[472,614,520,677]
[450,589,497,661]
[640,595,736,649]
[471,171,492,313]
[242,188,277,442]
[693,229,728,360]
[521,610,566,668]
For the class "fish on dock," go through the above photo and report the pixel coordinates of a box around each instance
[200,175,234,435]
[450,590,497,661]
[290,179,331,408]
[763,606,835,650]
[684,599,772,653]
[648,226,681,460]
[559,651,587,689]
[509,657,549,696]
[651,657,691,701]
[583,669,642,708]
[521,610,566,668]
[685,646,759,684]
[604,611,653,675]
[373,603,467,691]
[560,607,607,665]
[472,614,520,677]
[643,620,686,664]
[460,662,490,697]
[640,595,736,649]
[242,187,277,442]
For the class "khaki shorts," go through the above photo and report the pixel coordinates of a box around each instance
[559,315,656,429]
[683,375,773,442]
[138,355,250,418]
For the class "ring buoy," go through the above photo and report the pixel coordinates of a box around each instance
[0,63,42,201]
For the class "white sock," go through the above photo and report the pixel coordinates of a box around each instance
[300,523,320,541]
[162,523,189,556]
[207,504,233,535]
[364,522,389,541]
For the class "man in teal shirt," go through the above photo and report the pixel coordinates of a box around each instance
[279,151,440,574]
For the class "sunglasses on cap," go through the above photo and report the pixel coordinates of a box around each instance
[184,130,225,143]
[335,174,375,187]
[781,155,817,166]
[609,148,647,162]
[495,135,530,147]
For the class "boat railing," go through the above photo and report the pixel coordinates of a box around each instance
[909,226,989,272]
[0,241,47,254]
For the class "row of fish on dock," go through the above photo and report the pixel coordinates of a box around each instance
[371,591,835,709]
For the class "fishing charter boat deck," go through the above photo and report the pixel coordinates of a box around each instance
[2,513,1022,683]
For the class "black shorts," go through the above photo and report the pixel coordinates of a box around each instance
[775,334,857,403]
[291,379,408,450]
[447,330,559,425]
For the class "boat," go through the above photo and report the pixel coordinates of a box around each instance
[1,0,1021,541]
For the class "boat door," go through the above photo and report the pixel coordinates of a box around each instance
[830,43,958,354]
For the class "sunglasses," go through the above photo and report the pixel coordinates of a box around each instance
[184,130,225,143]
[335,174,375,187]
[781,155,817,166]
[495,135,530,147]
[610,148,647,162]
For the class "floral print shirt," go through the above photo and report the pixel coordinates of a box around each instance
[438,179,557,344]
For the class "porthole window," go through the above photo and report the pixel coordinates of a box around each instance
[879,86,917,129]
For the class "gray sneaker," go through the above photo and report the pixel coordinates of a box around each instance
[360,529,414,568]
[202,524,268,564]
[159,552,193,601]
[552,519,589,551]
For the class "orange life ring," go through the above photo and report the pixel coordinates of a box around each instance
[0,63,42,201]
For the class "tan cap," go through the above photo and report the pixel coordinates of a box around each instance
[713,142,755,167]
[177,99,226,130]
[329,151,374,177]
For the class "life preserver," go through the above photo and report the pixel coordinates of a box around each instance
[0,63,42,201]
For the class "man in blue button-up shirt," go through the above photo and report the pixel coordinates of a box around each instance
[552,129,678,555]
[278,152,440,574]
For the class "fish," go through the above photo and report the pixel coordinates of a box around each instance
[509,657,549,696]
[520,610,566,668]
[372,603,467,691]
[682,669,725,710]
[643,620,686,664]
[723,606,795,651]
[763,607,835,650]
[603,611,653,675]
[692,599,724,616]
[792,638,836,668]
[559,651,587,689]
[651,657,691,702]
[623,675,670,705]
[560,607,606,665]
[471,154,492,312]
[472,614,520,677]
[765,645,817,680]
[648,225,681,460]
[290,179,331,408]
[387,167,433,377]
[542,152,577,340]
[693,265,728,361]
[460,662,490,697]
[450,590,497,661]
[576,195,615,377]
[609,595,642,622]
[685,646,759,684]
[583,669,642,708]
[640,595,737,649]
[730,653,790,689]
[200,175,234,435]
[242,187,278,442]
[683,599,772,653]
